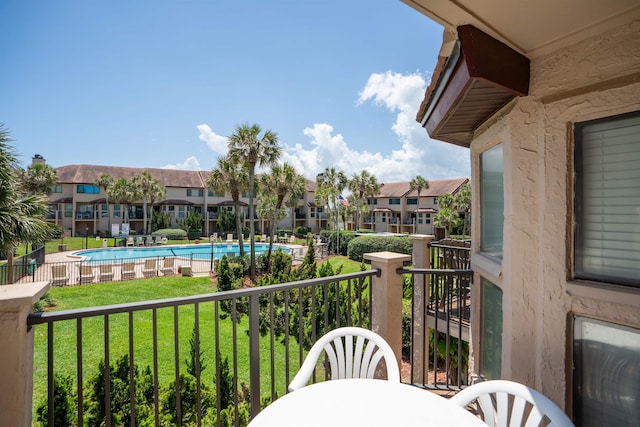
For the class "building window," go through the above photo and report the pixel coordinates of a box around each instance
[573,316,640,426]
[310,208,316,218]
[187,189,203,197]
[480,278,502,380]
[574,112,640,288]
[50,184,62,193]
[418,213,423,224]
[77,184,100,194]
[113,205,120,218]
[64,204,73,218]
[368,198,378,205]
[208,189,221,197]
[480,143,504,259]
[389,198,400,205]
[433,197,438,205]
[407,198,418,205]
[425,213,431,224]
[101,204,109,218]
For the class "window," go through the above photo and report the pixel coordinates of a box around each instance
[113,205,120,218]
[208,189,220,197]
[425,213,431,224]
[407,198,418,205]
[64,204,73,218]
[101,204,109,218]
[573,316,640,426]
[368,198,378,205]
[187,189,204,197]
[574,112,640,288]
[480,143,504,258]
[418,213,423,224]
[480,278,502,379]
[76,185,99,194]
[389,198,400,205]
[50,184,62,193]
[433,197,438,205]
[311,208,316,218]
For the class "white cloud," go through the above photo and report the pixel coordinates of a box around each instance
[197,71,470,183]
[197,124,228,154]
[163,156,201,171]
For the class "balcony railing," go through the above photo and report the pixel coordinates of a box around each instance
[27,271,375,426]
[11,238,472,426]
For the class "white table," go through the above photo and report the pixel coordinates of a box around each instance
[248,379,485,427]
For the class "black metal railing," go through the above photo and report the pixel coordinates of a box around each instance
[0,246,46,285]
[27,271,375,427]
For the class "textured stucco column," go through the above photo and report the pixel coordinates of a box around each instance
[0,281,49,427]
[409,234,435,384]
[364,251,411,375]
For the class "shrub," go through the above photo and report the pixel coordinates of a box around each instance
[35,373,76,427]
[293,226,309,237]
[319,230,356,255]
[346,235,413,261]
[152,228,187,240]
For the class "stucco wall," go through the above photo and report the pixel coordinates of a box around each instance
[469,19,640,409]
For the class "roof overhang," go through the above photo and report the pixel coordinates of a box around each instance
[417,24,530,147]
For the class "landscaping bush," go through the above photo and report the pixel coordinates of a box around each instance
[346,235,413,261]
[152,228,187,240]
[319,230,356,256]
[293,226,309,238]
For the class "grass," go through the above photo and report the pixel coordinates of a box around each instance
[32,256,366,415]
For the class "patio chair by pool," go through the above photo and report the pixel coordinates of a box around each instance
[226,234,233,243]
[260,234,267,242]
[136,236,144,246]
[126,237,134,247]
[161,258,175,275]
[50,265,69,287]
[449,380,574,427]
[78,264,95,284]
[122,262,136,280]
[288,327,400,392]
[98,264,114,282]
[143,259,157,277]
[159,236,168,245]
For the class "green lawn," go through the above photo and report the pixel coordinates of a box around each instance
[32,256,365,415]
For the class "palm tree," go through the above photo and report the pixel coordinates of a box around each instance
[0,125,56,283]
[21,163,58,195]
[315,167,348,230]
[348,170,380,230]
[146,180,166,234]
[227,123,282,280]
[107,178,138,228]
[207,155,249,256]
[454,183,471,237]
[95,174,114,232]
[262,163,306,271]
[132,171,164,234]
[433,207,462,238]
[409,175,430,210]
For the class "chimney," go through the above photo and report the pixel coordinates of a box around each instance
[31,154,45,166]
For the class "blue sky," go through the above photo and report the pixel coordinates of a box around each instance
[0,0,470,183]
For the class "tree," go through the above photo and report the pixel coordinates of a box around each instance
[315,167,348,230]
[95,174,114,232]
[0,125,56,283]
[132,171,165,234]
[227,123,282,280]
[348,170,380,230]
[207,155,248,256]
[454,183,471,237]
[434,207,462,237]
[21,162,58,195]
[107,178,138,225]
[261,163,306,271]
[409,175,430,217]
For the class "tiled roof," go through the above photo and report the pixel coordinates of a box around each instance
[377,177,468,198]
[56,164,206,188]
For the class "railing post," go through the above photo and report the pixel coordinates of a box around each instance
[364,251,411,376]
[249,294,261,417]
[0,281,49,426]
[409,234,435,385]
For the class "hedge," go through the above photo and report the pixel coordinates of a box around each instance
[346,235,413,262]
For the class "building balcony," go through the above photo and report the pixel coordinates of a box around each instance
[2,238,473,426]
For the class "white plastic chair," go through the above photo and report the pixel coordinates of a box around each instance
[449,380,574,427]
[288,327,400,392]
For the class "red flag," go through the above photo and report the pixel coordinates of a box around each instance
[339,194,349,207]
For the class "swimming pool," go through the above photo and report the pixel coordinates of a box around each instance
[74,243,286,262]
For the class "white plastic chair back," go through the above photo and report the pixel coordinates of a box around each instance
[449,380,574,427]
[288,327,400,392]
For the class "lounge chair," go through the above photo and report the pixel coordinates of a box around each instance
[143,259,157,277]
[78,264,95,284]
[260,234,267,242]
[126,237,134,247]
[122,262,136,280]
[159,236,168,245]
[136,236,144,246]
[99,264,114,282]
[161,258,175,275]
[226,234,233,243]
[50,265,69,287]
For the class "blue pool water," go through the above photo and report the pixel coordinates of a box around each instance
[74,243,285,262]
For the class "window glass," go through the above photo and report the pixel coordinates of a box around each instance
[480,143,504,258]
[389,198,400,205]
[76,185,99,194]
[51,184,62,193]
[480,278,502,379]
[574,112,640,287]
[407,198,418,205]
[573,316,640,426]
